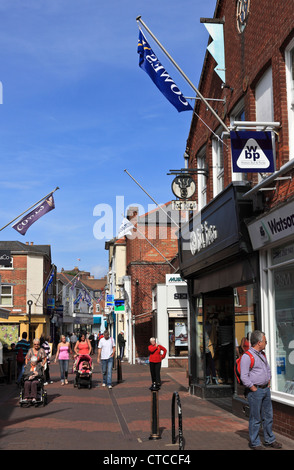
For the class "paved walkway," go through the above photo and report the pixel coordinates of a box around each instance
[0,358,293,453]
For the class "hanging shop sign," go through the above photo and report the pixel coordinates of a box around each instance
[171,175,196,199]
[171,200,197,211]
[0,250,11,267]
[230,130,275,173]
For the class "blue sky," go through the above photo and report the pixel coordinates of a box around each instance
[0,0,216,277]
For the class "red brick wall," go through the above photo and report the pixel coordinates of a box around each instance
[187,0,294,207]
[273,401,294,440]
[126,220,178,357]
[0,255,27,314]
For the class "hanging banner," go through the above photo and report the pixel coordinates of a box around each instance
[230,131,275,173]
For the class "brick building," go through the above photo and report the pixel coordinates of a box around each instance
[0,241,55,346]
[177,0,294,439]
[105,204,185,362]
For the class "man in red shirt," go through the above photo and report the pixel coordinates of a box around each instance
[148,337,167,391]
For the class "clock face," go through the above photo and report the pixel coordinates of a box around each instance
[236,0,250,33]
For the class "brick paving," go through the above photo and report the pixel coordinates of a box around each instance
[0,357,293,453]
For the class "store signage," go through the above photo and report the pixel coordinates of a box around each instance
[230,131,275,173]
[114,299,125,312]
[171,175,196,199]
[190,221,218,255]
[171,200,197,211]
[174,293,187,300]
[247,200,294,250]
[106,294,114,307]
[166,274,186,285]
[0,250,11,267]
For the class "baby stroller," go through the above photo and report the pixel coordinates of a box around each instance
[73,354,93,389]
[19,368,47,407]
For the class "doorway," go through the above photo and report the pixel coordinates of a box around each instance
[203,289,235,387]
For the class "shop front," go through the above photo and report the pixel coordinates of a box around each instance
[152,274,188,368]
[178,183,260,399]
[247,199,294,425]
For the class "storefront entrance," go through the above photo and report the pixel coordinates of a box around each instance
[191,285,256,399]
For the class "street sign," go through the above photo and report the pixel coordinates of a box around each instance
[172,200,197,211]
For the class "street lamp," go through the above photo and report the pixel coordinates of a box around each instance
[27,300,33,342]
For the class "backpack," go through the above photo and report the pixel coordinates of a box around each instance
[16,347,24,364]
[234,351,254,385]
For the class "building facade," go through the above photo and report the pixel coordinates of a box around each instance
[178,0,294,439]
[0,241,55,346]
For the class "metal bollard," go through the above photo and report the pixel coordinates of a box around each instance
[171,391,184,450]
[149,389,161,440]
[117,357,122,383]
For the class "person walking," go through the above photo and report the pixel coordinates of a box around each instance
[70,332,77,353]
[117,331,126,361]
[15,332,31,384]
[25,339,47,367]
[74,333,92,356]
[240,330,282,450]
[40,335,53,385]
[148,338,167,391]
[97,330,115,389]
[54,335,72,385]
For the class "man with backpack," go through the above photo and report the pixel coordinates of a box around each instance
[240,330,282,450]
[15,332,30,385]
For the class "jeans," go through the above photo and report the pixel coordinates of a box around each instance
[247,387,276,447]
[119,345,124,360]
[59,359,69,381]
[101,357,113,386]
[17,363,25,384]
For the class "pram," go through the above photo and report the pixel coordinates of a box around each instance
[73,354,93,389]
[19,368,47,407]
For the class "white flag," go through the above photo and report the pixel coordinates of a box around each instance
[118,217,134,238]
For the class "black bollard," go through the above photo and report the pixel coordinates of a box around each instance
[117,357,122,383]
[149,389,161,440]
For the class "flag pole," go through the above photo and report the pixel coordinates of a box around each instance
[0,186,60,232]
[124,169,180,228]
[136,16,230,134]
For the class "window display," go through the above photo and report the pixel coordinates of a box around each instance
[272,244,294,396]
[168,318,188,357]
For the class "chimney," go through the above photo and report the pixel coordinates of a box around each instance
[30,242,34,245]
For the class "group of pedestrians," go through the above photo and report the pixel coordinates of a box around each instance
[15,331,118,389]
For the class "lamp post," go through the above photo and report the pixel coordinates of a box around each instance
[27,300,33,343]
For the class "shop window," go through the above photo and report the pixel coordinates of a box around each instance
[169,318,188,357]
[194,287,255,390]
[0,285,13,306]
[271,243,294,396]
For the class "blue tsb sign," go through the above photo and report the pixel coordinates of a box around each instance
[230,131,275,173]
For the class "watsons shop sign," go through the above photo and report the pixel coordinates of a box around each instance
[247,200,294,250]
